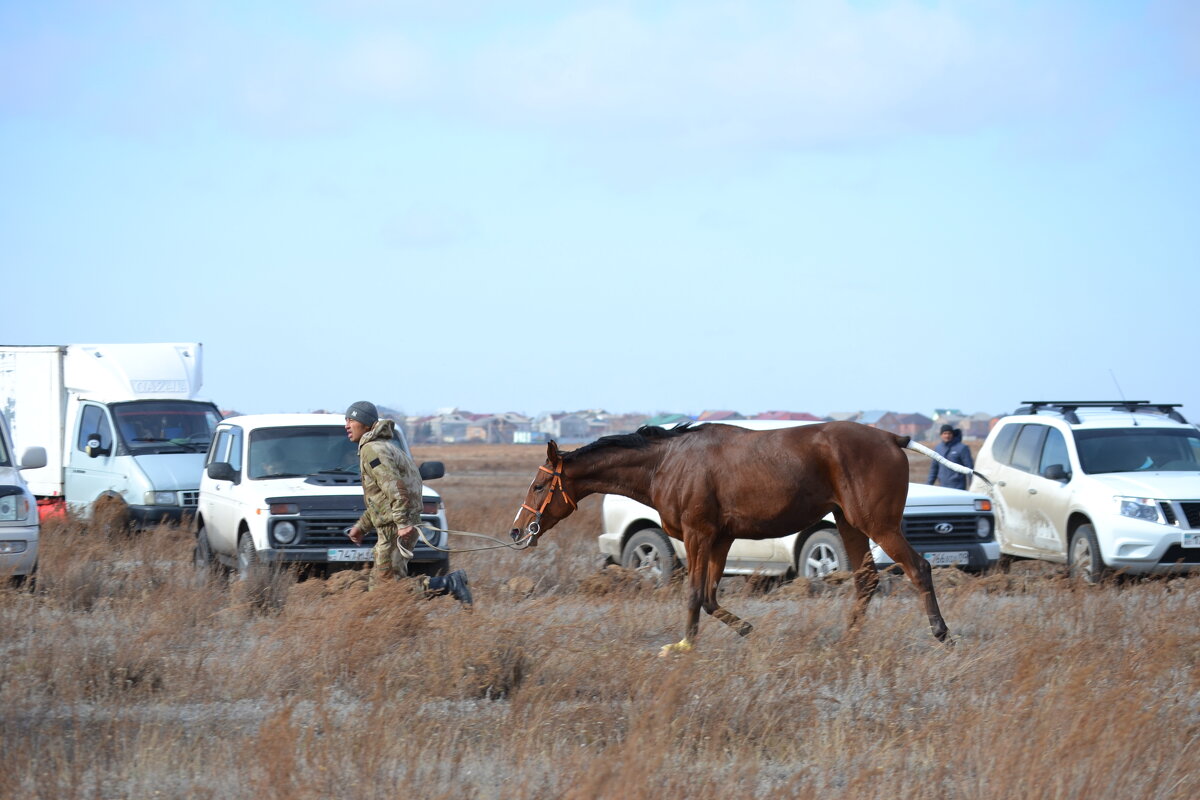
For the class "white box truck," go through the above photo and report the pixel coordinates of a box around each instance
[0,343,223,527]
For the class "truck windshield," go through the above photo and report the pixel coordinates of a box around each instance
[1075,428,1200,474]
[113,401,222,454]
[248,426,359,480]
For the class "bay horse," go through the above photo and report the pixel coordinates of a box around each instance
[510,421,987,655]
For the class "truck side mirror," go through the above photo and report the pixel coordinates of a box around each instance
[206,462,238,482]
[419,461,445,481]
[85,438,110,458]
[19,446,47,470]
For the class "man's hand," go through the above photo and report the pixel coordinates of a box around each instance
[398,525,418,550]
[347,525,364,545]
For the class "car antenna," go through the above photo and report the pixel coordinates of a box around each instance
[1109,369,1138,426]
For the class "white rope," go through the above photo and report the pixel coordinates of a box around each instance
[416,524,535,553]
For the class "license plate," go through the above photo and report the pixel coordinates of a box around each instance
[1183,532,1200,548]
[327,548,374,562]
[924,551,969,566]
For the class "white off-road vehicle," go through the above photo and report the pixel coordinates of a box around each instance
[599,420,998,584]
[968,401,1200,582]
[194,414,450,578]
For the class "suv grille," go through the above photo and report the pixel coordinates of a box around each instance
[280,514,444,549]
[901,514,986,544]
[180,491,199,508]
[1159,545,1200,565]
[1181,502,1200,528]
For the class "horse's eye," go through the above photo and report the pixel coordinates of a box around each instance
[533,483,546,492]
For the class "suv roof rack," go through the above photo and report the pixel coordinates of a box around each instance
[1015,401,1188,425]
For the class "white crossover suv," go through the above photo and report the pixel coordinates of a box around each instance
[968,401,1200,582]
[598,420,998,584]
[195,414,450,578]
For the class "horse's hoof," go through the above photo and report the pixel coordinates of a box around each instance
[659,640,693,657]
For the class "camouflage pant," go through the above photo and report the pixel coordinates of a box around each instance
[369,525,418,590]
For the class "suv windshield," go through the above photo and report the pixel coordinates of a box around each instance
[113,401,222,454]
[1075,428,1200,474]
[248,426,360,480]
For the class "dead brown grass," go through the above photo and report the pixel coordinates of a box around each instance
[0,443,1195,799]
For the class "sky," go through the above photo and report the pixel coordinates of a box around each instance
[3,1,1198,420]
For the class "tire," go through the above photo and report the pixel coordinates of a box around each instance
[798,529,849,579]
[621,528,678,587]
[1068,524,1110,584]
[237,532,261,580]
[194,523,216,570]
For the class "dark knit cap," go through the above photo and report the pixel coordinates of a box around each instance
[939,424,955,434]
[346,401,379,427]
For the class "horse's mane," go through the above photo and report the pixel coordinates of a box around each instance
[563,423,698,462]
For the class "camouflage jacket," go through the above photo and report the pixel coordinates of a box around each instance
[356,419,423,531]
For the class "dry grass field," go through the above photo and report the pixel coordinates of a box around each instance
[2,443,1198,799]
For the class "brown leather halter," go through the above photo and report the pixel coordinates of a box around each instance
[520,461,576,536]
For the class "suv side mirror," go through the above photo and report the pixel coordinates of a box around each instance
[419,461,445,481]
[85,437,110,458]
[206,462,238,482]
[1043,464,1071,482]
[19,446,47,470]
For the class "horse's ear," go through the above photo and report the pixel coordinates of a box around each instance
[546,440,560,462]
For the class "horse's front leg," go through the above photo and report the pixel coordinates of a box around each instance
[705,538,752,637]
[660,532,705,656]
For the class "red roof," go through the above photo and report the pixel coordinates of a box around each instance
[753,411,822,421]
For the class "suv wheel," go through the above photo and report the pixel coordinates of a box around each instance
[621,528,678,587]
[798,530,848,578]
[1068,524,1110,584]
[237,533,261,580]
[194,523,216,570]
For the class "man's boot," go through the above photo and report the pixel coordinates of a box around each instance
[425,570,473,606]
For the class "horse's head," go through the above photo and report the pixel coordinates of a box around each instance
[510,440,578,547]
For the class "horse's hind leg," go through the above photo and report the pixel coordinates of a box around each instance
[873,526,951,644]
[833,512,879,635]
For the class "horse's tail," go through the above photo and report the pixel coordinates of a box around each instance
[896,435,994,487]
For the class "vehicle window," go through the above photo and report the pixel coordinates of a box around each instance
[1010,424,1048,473]
[113,401,221,454]
[248,426,358,480]
[228,427,243,472]
[989,424,1021,466]
[77,405,113,453]
[0,427,10,466]
[1075,428,1200,474]
[208,429,231,466]
[1038,428,1070,477]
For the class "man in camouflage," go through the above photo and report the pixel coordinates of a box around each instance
[344,401,472,604]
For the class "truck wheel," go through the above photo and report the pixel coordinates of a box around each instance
[93,494,130,533]
[621,528,678,587]
[194,523,216,570]
[1068,524,1110,584]
[798,530,848,578]
[237,533,261,580]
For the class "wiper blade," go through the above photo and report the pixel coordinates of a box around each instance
[317,467,359,475]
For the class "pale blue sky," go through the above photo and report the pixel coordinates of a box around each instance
[3,1,1198,419]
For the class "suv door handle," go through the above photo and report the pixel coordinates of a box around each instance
[997,481,1006,487]
[1028,488,1038,495]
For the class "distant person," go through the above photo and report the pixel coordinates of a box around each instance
[344,400,472,604]
[927,424,974,490]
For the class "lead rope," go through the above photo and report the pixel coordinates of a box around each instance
[416,523,536,553]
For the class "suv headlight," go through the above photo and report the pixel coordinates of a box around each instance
[976,516,992,539]
[144,491,179,506]
[1115,496,1164,524]
[272,520,298,545]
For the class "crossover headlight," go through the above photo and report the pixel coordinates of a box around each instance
[1115,496,1164,524]
[272,520,298,545]
[144,491,179,506]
